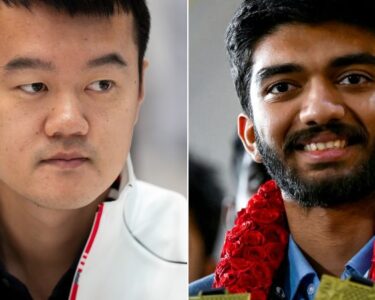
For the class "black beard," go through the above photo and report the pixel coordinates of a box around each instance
[254,124,375,208]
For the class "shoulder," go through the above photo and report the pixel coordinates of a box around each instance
[135,180,186,211]
[189,274,215,296]
[122,180,187,263]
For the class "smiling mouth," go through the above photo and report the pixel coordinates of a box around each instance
[284,123,369,155]
[303,139,346,151]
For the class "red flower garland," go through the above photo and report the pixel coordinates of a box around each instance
[213,180,288,300]
[214,180,375,299]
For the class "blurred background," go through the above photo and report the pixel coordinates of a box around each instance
[131,0,187,196]
[189,0,244,281]
[190,0,242,196]
[189,0,272,282]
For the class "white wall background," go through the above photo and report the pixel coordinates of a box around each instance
[132,0,187,196]
[190,0,242,195]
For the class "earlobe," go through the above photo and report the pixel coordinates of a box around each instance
[238,114,262,163]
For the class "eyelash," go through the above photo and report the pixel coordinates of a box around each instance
[18,82,48,94]
[16,79,116,95]
[337,73,373,85]
[265,81,298,95]
[86,80,115,92]
[265,72,373,96]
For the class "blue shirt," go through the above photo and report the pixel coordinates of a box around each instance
[189,235,375,299]
[283,235,375,300]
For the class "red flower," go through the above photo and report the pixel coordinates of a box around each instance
[241,231,265,246]
[213,180,289,300]
[250,208,282,224]
[242,246,264,260]
[262,224,289,245]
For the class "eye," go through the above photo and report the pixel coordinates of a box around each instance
[266,82,297,95]
[338,73,372,85]
[86,80,114,92]
[19,82,47,94]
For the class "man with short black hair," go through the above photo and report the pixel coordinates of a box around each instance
[0,1,186,299]
[190,0,375,299]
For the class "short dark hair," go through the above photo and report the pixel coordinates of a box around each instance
[189,156,223,257]
[2,0,150,80]
[226,0,375,118]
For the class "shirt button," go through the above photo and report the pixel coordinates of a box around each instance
[275,286,286,298]
[307,283,315,295]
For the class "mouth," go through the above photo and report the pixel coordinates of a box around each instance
[287,123,368,154]
[41,152,89,169]
[302,139,346,151]
[283,123,369,166]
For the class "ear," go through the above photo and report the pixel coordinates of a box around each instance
[134,59,149,125]
[238,113,262,163]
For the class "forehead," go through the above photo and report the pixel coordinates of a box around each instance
[0,3,136,65]
[251,22,375,72]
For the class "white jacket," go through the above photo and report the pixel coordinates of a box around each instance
[68,159,188,299]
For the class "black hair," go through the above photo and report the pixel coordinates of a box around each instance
[226,0,375,118]
[189,155,223,257]
[2,0,150,80]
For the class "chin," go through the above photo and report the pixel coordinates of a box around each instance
[29,191,101,210]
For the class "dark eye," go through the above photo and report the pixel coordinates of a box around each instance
[267,82,297,94]
[87,80,114,92]
[339,74,372,85]
[19,82,47,94]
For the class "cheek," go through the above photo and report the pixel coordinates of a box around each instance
[0,109,39,161]
[253,106,286,147]
[93,105,137,169]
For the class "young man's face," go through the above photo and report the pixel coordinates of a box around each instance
[239,22,375,206]
[0,4,144,209]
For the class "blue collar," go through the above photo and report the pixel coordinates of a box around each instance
[284,235,375,300]
[286,236,316,299]
[343,236,375,278]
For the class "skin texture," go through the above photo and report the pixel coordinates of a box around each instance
[238,23,375,277]
[0,3,145,299]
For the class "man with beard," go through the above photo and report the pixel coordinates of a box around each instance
[189,0,375,299]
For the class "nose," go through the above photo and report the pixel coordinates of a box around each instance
[299,79,345,126]
[44,94,89,137]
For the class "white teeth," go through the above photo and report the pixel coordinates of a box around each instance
[303,139,346,151]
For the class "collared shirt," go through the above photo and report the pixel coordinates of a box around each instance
[282,235,375,300]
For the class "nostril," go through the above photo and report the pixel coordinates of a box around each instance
[306,121,317,126]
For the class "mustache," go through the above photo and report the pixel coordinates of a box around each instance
[283,122,369,154]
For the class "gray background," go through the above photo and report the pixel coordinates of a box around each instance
[190,0,242,195]
[132,0,187,196]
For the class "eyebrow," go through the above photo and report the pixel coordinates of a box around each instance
[329,53,375,68]
[4,57,54,72]
[254,53,375,85]
[255,64,304,84]
[2,53,127,73]
[86,53,127,69]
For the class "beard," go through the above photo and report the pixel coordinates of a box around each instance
[254,123,375,208]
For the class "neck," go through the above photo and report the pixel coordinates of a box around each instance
[284,194,375,277]
[0,188,106,300]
